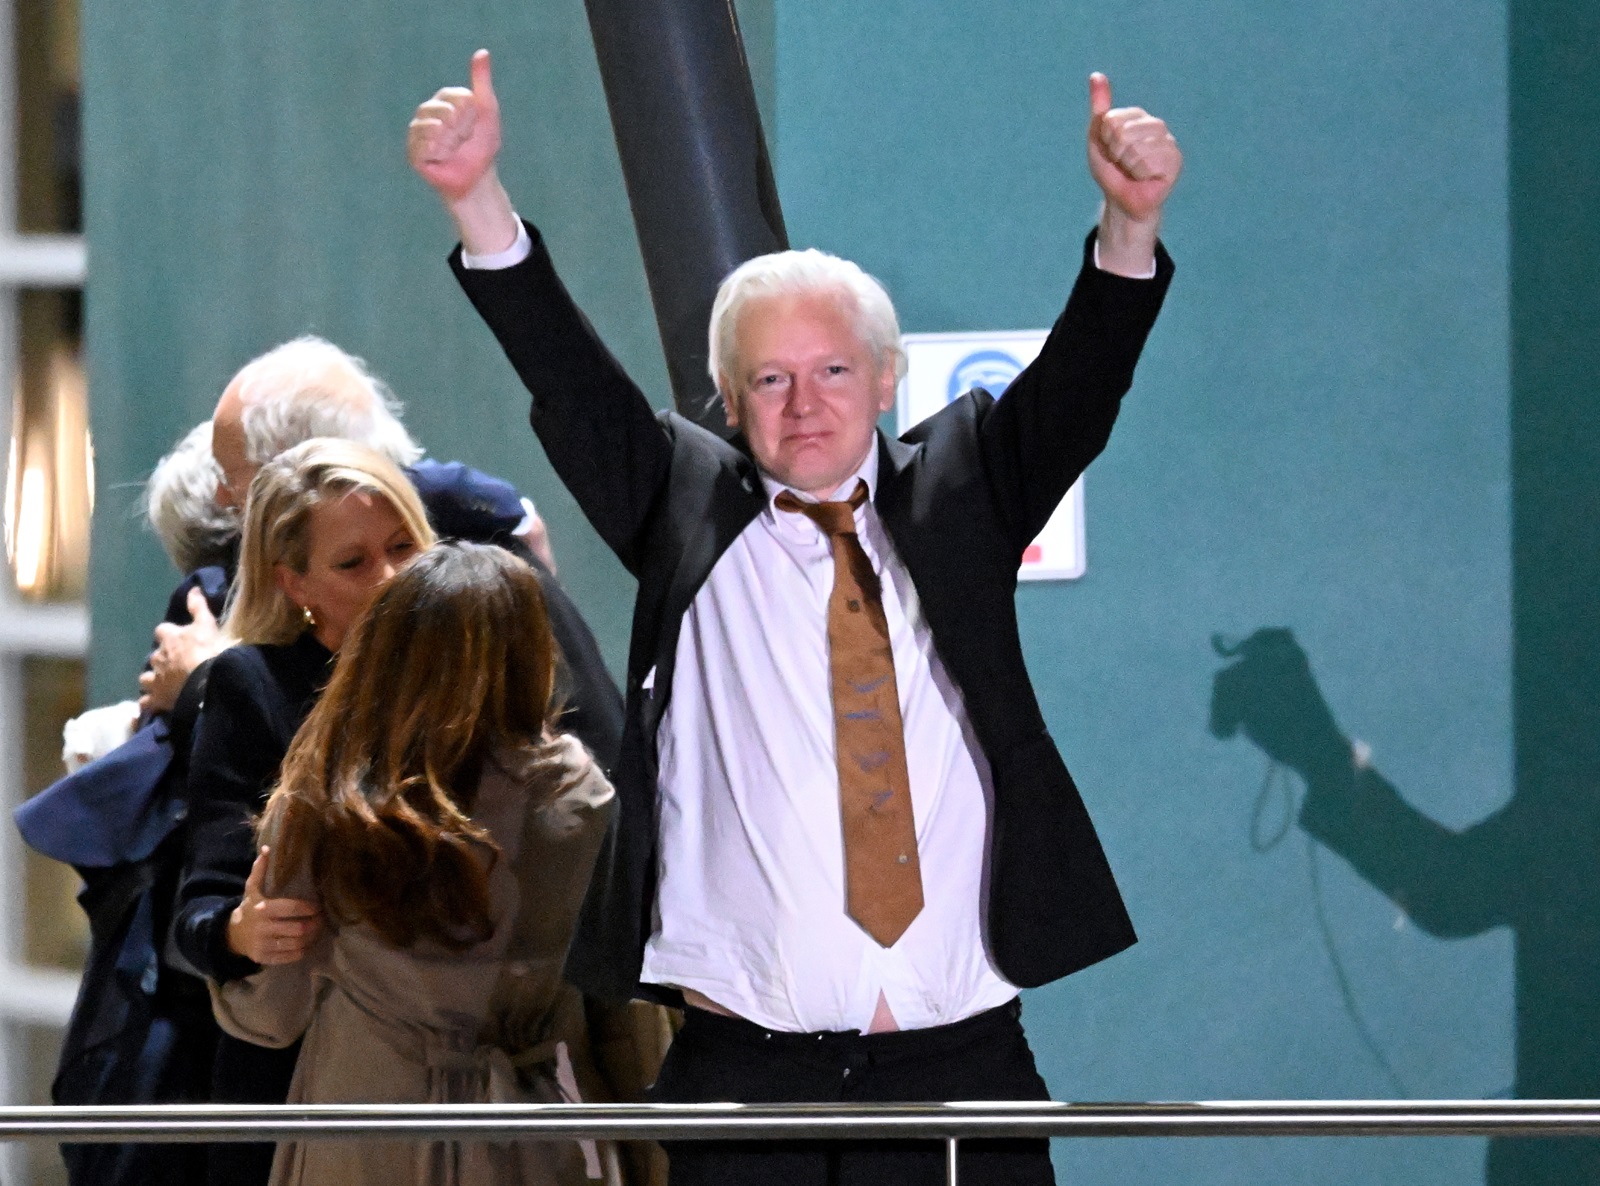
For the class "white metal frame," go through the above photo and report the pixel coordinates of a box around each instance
[0,0,89,1178]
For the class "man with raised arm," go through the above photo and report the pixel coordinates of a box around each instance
[411,50,1180,1186]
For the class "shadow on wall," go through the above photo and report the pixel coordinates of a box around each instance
[1210,628,1600,1186]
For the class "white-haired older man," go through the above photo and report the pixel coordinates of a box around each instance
[138,335,618,767]
[206,335,423,509]
[413,51,1179,1186]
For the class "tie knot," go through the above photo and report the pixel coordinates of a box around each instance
[774,480,868,537]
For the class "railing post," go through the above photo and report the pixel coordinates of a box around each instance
[946,1135,959,1186]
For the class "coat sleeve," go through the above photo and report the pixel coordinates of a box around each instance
[974,230,1174,551]
[171,649,280,983]
[209,942,323,1049]
[450,222,673,577]
[208,845,323,1048]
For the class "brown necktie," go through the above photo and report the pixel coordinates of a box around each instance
[775,481,923,947]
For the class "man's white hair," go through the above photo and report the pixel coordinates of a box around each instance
[143,420,240,574]
[707,249,906,398]
[232,336,423,468]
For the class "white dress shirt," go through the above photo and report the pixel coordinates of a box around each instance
[639,442,1017,1033]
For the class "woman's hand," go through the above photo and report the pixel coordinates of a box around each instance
[226,846,324,966]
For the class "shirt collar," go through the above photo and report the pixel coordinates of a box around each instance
[760,435,880,511]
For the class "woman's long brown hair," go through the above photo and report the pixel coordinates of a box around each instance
[263,541,560,950]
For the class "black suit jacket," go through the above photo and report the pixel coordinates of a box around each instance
[453,224,1173,1002]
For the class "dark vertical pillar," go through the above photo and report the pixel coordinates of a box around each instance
[1504,0,1600,1180]
[1510,0,1600,804]
[583,0,788,433]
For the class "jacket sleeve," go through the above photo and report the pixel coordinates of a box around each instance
[975,230,1174,551]
[450,222,672,577]
[171,649,279,983]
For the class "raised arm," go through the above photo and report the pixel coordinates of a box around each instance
[408,51,672,574]
[975,73,1180,548]
[1087,72,1182,276]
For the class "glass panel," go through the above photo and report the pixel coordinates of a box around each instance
[5,288,89,601]
[15,0,81,234]
[21,655,87,972]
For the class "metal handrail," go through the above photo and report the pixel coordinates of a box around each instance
[8,1101,1600,1186]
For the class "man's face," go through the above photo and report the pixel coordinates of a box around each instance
[724,291,897,500]
[210,380,256,509]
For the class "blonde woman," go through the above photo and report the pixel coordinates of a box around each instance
[171,438,434,1186]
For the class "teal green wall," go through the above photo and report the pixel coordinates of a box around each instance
[82,1,1600,1182]
[774,2,1513,1182]
[82,0,682,700]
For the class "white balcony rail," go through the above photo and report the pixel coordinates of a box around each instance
[5,1100,1600,1185]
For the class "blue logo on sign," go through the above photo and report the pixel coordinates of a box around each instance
[948,349,1023,404]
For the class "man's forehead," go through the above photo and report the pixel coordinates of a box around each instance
[737,291,867,358]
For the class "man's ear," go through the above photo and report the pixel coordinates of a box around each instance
[875,362,899,414]
[722,381,742,428]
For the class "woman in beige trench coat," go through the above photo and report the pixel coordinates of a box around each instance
[212,542,622,1186]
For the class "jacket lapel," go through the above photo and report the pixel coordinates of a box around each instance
[872,429,926,581]
[666,430,766,620]
[639,422,766,732]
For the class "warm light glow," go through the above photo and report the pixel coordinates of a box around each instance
[4,345,92,597]
[14,465,47,591]
[50,349,90,597]
[3,429,17,565]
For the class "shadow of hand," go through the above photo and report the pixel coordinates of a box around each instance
[1210,628,1350,779]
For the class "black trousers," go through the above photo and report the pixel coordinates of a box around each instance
[204,1033,300,1186]
[650,998,1055,1186]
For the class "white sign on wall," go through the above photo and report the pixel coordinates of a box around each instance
[897,330,1085,581]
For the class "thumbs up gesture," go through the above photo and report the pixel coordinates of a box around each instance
[1086,72,1182,226]
[408,49,503,201]
[408,50,521,254]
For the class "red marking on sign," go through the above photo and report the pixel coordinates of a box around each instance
[1022,545,1043,564]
